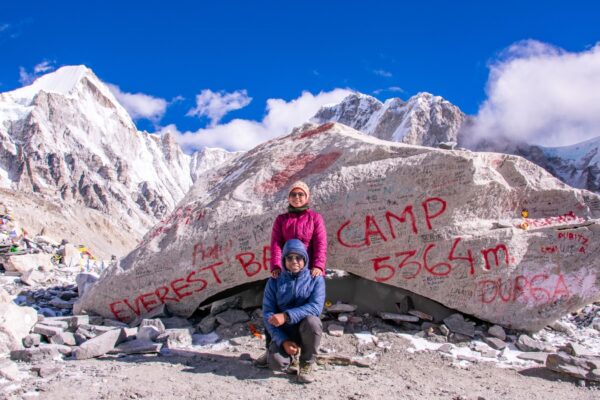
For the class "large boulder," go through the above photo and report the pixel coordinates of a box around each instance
[75,123,600,331]
[1,290,38,355]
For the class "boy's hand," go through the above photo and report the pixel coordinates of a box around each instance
[271,269,281,279]
[268,313,286,327]
[283,340,299,356]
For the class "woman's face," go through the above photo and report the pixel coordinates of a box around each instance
[284,252,305,273]
[288,189,308,208]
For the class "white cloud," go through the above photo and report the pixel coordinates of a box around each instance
[187,89,252,127]
[19,60,56,85]
[373,86,404,95]
[373,69,393,78]
[164,88,352,152]
[107,84,168,123]
[468,40,600,147]
[33,61,54,74]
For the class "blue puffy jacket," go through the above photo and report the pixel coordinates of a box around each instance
[262,258,325,346]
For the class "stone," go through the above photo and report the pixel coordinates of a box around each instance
[109,339,162,354]
[73,328,126,360]
[75,327,95,340]
[49,297,74,309]
[0,359,25,381]
[197,315,217,334]
[516,334,554,352]
[409,310,433,321]
[122,327,138,341]
[102,319,129,328]
[546,352,600,382]
[160,316,193,329]
[378,312,420,323]
[140,318,166,333]
[78,324,117,336]
[482,336,506,350]
[20,269,45,286]
[75,272,99,297]
[215,309,249,327]
[443,314,475,337]
[395,296,412,314]
[457,355,479,363]
[548,321,574,335]
[156,328,193,348]
[328,324,345,337]
[471,342,497,358]
[327,303,357,313]
[4,253,52,273]
[449,333,471,343]
[36,319,69,330]
[128,304,168,327]
[74,332,88,345]
[437,344,453,354]
[44,343,73,356]
[31,364,63,378]
[564,342,596,358]
[74,122,600,331]
[0,302,38,355]
[10,346,61,362]
[32,324,64,338]
[209,296,242,315]
[23,334,41,348]
[192,332,220,346]
[487,325,506,341]
[439,324,450,336]
[137,326,161,342]
[517,352,549,364]
[337,313,350,323]
[49,332,77,346]
[0,288,11,303]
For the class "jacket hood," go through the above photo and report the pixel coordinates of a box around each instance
[282,238,310,272]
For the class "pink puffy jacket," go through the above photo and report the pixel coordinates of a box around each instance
[270,209,327,273]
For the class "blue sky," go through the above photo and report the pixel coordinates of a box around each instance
[2,1,600,151]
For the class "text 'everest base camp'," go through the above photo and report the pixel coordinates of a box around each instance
[75,122,600,332]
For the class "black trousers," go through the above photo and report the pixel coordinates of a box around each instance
[267,315,322,370]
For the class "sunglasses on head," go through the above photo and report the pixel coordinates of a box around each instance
[285,254,304,263]
[289,191,306,198]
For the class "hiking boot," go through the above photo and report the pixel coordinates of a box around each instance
[297,361,315,384]
[253,351,268,368]
[286,353,300,375]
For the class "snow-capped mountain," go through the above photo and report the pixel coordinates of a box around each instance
[480,138,600,194]
[312,92,600,195]
[0,66,238,256]
[311,92,465,147]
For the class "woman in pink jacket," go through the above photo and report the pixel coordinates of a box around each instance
[270,181,327,278]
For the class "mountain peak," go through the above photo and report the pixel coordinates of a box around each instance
[5,65,98,103]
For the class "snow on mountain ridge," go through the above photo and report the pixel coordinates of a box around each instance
[312,91,465,147]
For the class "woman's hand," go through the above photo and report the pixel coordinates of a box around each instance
[310,268,322,278]
[271,269,281,279]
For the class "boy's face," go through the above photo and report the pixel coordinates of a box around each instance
[284,252,305,273]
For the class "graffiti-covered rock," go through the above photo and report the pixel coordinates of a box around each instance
[75,123,600,331]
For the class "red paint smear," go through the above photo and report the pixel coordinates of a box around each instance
[257,151,342,194]
[298,122,335,139]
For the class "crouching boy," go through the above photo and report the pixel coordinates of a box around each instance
[262,238,325,383]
